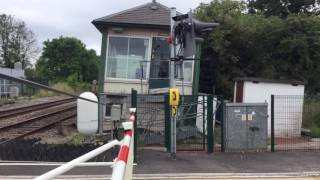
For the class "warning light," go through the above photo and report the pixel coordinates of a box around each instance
[166,35,173,44]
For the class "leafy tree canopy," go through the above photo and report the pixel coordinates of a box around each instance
[195,0,320,98]
[248,0,320,17]
[35,37,99,84]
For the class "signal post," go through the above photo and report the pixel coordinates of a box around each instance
[169,7,218,159]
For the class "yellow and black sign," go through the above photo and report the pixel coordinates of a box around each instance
[169,88,180,117]
[169,88,180,106]
[171,106,178,117]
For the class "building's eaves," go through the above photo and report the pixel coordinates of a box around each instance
[235,77,306,85]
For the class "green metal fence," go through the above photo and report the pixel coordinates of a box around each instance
[271,95,320,151]
[174,95,208,151]
[132,91,218,153]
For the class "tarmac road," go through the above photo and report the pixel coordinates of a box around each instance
[0,149,320,179]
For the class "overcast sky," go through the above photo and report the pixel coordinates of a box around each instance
[0,0,212,58]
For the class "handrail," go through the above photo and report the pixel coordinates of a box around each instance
[34,108,136,180]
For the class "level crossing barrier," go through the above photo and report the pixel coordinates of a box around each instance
[34,108,136,180]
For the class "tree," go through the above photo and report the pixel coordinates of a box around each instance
[194,0,320,98]
[0,14,38,68]
[35,37,99,84]
[248,0,320,17]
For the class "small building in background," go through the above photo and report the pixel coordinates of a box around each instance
[233,77,306,137]
[0,62,25,98]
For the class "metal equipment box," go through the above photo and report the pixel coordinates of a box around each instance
[224,103,268,152]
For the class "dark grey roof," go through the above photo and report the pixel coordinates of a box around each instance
[92,1,177,30]
[234,77,306,85]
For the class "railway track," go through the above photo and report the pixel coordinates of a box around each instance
[0,97,75,119]
[0,102,77,144]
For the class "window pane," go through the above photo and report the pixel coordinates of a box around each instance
[174,62,192,82]
[149,61,169,79]
[150,37,170,79]
[151,37,170,60]
[129,38,149,59]
[106,57,127,78]
[127,38,149,79]
[107,37,128,78]
[108,37,128,57]
[184,62,193,82]
[107,37,149,79]
[127,57,143,79]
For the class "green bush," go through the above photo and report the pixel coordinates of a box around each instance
[52,82,75,93]
[311,126,320,138]
[65,74,91,92]
[314,113,320,128]
[303,99,320,128]
[31,80,91,98]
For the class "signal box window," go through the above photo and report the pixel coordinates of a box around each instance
[106,36,149,79]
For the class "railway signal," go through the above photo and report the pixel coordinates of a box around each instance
[168,9,219,159]
[172,11,219,60]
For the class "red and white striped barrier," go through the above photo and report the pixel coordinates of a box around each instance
[111,108,136,180]
[34,108,136,180]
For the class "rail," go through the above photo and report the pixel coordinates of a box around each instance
[34,108,136,180]
[0,97,75,119]
[0,104,77,145]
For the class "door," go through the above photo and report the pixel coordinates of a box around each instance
[225,105,248,151]
[247,105,268,150]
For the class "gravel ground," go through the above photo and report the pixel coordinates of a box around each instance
[0,105,76,139]
[0,102,76,128]
[26,121,77,144]
[0,98,77,144]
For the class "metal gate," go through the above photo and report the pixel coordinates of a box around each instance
[134,92,217,152]
[224,103,268,152]
[175,95,208,151]
[136,95,166,147]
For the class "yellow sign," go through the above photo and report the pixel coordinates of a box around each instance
[169,88,180,106]
[172,106,178,117]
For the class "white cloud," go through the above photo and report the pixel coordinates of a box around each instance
[0,0,212,59]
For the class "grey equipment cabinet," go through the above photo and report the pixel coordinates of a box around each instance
[224,103,268,152]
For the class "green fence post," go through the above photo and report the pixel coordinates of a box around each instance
[220,97,225,152]
[164,94,171,152]
[131,89,138,161]
[271,94,275,152]
[207,95,214,153]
